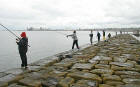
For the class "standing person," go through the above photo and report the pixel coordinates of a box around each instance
[108,33,111,38]
[103,30,106,41]
[97,32,101,42]
[67,30,79,49]
[89,30,93,45]
[16,32,28,69]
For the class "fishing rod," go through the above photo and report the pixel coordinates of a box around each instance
[0,23,30,47]
[0,23,20,39]
[55,31,68,36]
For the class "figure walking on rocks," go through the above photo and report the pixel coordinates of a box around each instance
[16,32,28,69]
[97,32,101,42]
[89,30,93,45]
[67,30,79,49]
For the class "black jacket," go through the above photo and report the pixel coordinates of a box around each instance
[17,37,28,53]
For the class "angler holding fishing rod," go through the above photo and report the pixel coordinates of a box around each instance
[0,24,29,69]
[67,30,79,50]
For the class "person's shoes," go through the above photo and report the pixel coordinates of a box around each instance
[25,66,28,69]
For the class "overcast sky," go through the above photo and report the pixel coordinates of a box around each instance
[0,0,140,29]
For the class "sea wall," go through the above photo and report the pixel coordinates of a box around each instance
[0,34,140,87]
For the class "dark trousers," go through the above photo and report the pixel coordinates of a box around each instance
[19,51,27,67]
[72,40,79,49]
[98,37,100,42]
[90,37,93,44]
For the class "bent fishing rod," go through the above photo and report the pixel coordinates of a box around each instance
[0,23,30,47]
[0,23,20,39]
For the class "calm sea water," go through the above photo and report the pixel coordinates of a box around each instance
[0,31,117,71]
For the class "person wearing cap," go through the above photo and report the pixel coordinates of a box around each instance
[16,32,28,69]
[67,30,79,49]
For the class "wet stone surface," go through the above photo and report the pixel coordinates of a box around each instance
[1,34,140,87]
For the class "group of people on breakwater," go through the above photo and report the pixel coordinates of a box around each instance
[16,30,112,69]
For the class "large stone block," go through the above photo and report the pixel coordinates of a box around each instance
[111,65,128,71]
[54,62,73,69]
[41,76,61,87]
[90,56,112,61]
[76,80,98,87]
[95,64,110,69]
[103,75,121,82]
[19,77,41,87]
[0,81,8,87]
[91,69,113,75]
[0,73,8,78]
[99,84,114,87]
[116,84,140,87]
[120,75,140,79]
[110,62,134,68]
[123,78,140,84]
[8,83,27,87]
[113,57,127,63]
[43,70,67,79]
[115,71,140,76]
[99,61,109,65]
[67,72,102,83]
[72,63,94,70]
[105,81,124,86]
[57,77,74,87]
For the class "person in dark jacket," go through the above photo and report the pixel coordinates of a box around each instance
[89,30,93,45]
[97,32,101,42]
[16,32,28,69]
[108,33,111,38]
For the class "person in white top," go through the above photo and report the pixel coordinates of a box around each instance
[67,30,79,49]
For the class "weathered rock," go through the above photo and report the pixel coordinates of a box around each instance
[76,80,98,87]
[19,77,41,87]
[27,66,41,72]
[89,60,98,65]
[123,78,140,84]
[120,75,140,79]
[0,74,15,83]
[111,65,128,71]
[103,75,121,82]
[72,63,94,70]
[41,76,61,87]
[54,62,73,69]
[113,57,127,63]
[0,81,8,87]
[42,70,67,79]
[99,84,114,87]
[115,71,140,76]
[8,83,27,87]
[58,77,74,87]
[91,56,112,61]
[116,84,140,87]
[99,61,109,65]
[5,68,25,75]
[25,72,43,80]
[110,62,134,68]
[91,69,113,74]
[105,81,124,86]
[95,64,110,69]
[0,73,8,78]
[67,72,102,83]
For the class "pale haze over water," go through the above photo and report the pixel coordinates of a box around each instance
[0,31,116,71]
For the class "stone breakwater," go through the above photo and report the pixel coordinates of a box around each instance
[0,34,140,87]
